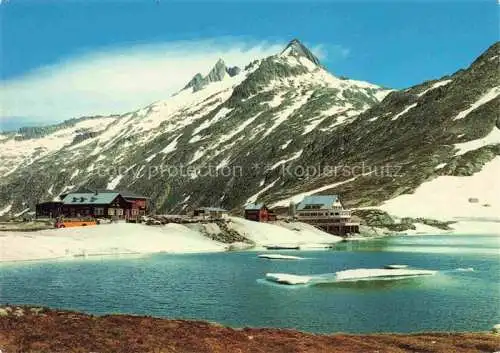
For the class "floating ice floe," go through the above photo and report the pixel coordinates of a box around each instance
[265,268,437,285]
[335,268,437,281]
[384,264,408,269]
[258,254,304,260]
[265,273,314,285]
[455,267,474,272]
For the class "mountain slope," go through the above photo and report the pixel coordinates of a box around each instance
[267,42,500,218]
[0,40,388,214]
[0,40,498,222]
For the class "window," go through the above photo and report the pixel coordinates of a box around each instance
[94,208,104,216]
[116,208,124,216]
[108,208,115,216]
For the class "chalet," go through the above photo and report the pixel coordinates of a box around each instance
[295,195,359,236]
[193,207,228,220]
[244,203,276,222]
[36,189,148,221]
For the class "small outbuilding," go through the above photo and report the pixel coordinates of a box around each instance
[244,203,276,222]
[193,207,229,220]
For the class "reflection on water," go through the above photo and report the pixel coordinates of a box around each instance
[333,235,500,256]
[314,276,431,290]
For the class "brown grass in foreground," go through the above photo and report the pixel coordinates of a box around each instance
[0,306,499,353]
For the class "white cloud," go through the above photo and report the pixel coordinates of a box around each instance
[311,44,350,61]
[0,39,283,124]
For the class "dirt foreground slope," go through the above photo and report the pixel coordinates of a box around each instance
[1,306,499,353]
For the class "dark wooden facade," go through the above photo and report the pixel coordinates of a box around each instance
[244,204,276,222]
[61,194,130,219]
[36,202,63,218]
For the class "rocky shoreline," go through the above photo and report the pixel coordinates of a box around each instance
[1,305,499,353]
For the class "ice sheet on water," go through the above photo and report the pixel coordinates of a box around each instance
[335,268,437,281]
[455,267,474,272]
[265,268,437,286]
[258,254,304,260]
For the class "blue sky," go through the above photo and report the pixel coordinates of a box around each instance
[1,0,498,128]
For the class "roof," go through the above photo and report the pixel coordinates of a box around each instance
[62,192,120,205]
[60,188,148,200]
[296,195,339,210]
[103,189,149,199]
[244,203,265,210]
[196,207,228,212]
[37,201,63,205]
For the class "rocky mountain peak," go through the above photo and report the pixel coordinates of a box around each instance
[206,58,228,83]
[184,58,241,92]
[280,38,321,66]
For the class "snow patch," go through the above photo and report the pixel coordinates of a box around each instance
[229,217,342,247]
[417,79,452,97]
[374,89,394,102]
[453,87,499,121]
[391,103,418,121]
[0,204,13,216]
[189,149,207,165]
[302,117,327,135]
[189,134,203,143]
[380,157,500,221]
[268,150,303,170]
[453,127,500,156]
[106,174,123,190]
[69,169,79,180]
[246,178,280,204]
[145,153,158,162]
[265,93,284,108]
[218,112,262,144]
[281,139,292,150]
[262,92,312,138]
[161,135,181,154]
[193,107,234,135]
[0,223,225,262]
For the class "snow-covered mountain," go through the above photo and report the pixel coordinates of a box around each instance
[0,40,498,223]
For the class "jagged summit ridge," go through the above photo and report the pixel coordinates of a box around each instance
[280,39,321,66]
[184,58,241,92]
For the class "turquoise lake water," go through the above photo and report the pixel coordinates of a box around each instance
[1,235,499,333]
